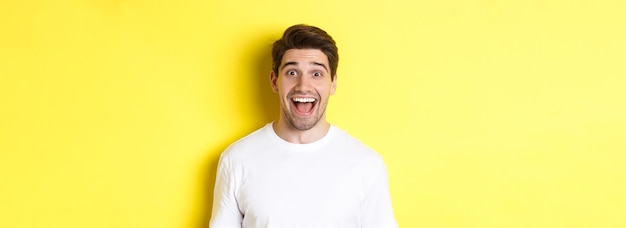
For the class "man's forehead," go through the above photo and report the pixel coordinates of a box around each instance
[281,49,329,65]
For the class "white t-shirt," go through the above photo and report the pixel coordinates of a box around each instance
[210,123,397,228]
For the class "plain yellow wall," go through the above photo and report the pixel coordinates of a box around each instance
[1,0,625,227]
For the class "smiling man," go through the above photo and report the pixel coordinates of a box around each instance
[209,24,397,228]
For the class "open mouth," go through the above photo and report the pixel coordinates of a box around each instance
[291,97,318,116]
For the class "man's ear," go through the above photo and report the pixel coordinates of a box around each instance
[270,71,278,93]
[330,74,337,95]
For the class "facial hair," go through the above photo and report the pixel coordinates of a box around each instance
[281,92,328,131]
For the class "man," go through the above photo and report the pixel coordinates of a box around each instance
[210,24,397,228]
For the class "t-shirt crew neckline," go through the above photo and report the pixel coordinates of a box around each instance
[265,122,337,152]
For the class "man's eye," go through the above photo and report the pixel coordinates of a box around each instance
[313,72,322,77]
[287,70,297,76]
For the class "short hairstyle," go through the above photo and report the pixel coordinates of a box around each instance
[272,24,339,80]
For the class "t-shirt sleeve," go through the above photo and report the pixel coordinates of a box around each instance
[209,153,243,228]
[362,156,398,228]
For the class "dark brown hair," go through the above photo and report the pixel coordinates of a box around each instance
[272,24,338,80]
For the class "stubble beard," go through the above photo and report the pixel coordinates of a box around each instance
[281,99,327,131]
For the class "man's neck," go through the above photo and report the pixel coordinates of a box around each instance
[272,119,330,144]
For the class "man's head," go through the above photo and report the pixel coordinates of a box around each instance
[272,24,338,81]
[270,25,338,132]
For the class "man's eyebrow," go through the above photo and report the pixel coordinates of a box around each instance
[311,62,329,72]
[281,62,298,70]
[281,61,329,72]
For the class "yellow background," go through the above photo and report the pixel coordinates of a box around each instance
[1,0,625,227]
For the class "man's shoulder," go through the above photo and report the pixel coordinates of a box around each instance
[221,123,272,159]
[331,126,383,160]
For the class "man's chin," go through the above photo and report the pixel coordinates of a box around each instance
[291,123,316,131]
[288,118,318,131]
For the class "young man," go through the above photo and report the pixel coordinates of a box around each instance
[210,24,397,228]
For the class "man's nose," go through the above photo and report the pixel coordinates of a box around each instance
[294,75,312,92]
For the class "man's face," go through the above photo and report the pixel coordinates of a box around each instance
[271,49,337,131]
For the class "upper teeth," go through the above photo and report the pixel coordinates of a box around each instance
[293,97,315,103]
